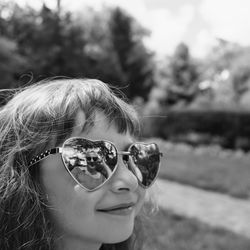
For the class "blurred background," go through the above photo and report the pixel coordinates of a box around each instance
[0,0,250,249]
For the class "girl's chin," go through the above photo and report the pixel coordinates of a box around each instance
[101,227,133,244]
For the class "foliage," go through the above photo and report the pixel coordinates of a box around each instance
[196,39,250,108]
[147,39,250,113]
[230,49,250,101]
[165,43,200,105]
[109,7,155,100]
[73,8,128,86]
[0,3,154,100]
[141,41,250,150]
[142,110,250,151]
[204,38,242,72]
[142,42,201,122]
[0,4,89,83]
[0,36,26,88]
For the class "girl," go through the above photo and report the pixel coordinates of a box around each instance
[0,79,161,250]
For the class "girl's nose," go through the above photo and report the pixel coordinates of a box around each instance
[110,158,138,193]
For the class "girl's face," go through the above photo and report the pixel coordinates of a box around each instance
[39,111,146,249]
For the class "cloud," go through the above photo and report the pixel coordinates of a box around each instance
[61,0,195,56]
[143,4,195,56]
[191,30,217,58]
[200,0,250,45]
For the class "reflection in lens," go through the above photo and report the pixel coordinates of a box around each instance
[126,157,143,182]
[129,143,160,187]
[62,138,118,190]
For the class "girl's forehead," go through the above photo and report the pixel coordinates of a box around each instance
[69,111,133,148]
[72,110,87,135]
[71,110,109,135]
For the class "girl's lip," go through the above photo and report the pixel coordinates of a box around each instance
[96,202,136,213]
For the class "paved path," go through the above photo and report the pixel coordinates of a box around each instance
[154,179,250,239]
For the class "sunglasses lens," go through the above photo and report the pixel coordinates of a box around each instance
[128,143,160,188]
[61,138,117,190]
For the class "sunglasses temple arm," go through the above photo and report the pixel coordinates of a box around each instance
[28,147,62,167]
[118,151,163,156]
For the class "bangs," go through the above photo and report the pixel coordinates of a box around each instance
[74,79,140,136]
[43,79,140,144]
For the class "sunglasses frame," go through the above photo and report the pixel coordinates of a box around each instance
[28,137,162,191]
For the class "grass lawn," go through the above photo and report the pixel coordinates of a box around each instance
[152,139,250,199]
[139,139,250,250]
[143,209,250,250]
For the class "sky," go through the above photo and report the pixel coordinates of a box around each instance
[13,0,250,59]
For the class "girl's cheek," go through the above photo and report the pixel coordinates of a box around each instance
[135,189,146,215]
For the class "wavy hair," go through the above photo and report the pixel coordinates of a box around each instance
[0,78,147,250]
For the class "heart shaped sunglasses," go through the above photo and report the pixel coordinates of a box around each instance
[28,137,162,191]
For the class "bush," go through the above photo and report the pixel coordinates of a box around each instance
[142,110,250,151]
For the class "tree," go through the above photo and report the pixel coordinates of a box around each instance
[0,3,155,101]
[198,39,250,109]
[0,36,26,88]
[0,3,92,82]
[109,7,155,100]
[165,43,199,105]
[74,7,127,86]
[230,48,250,102]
